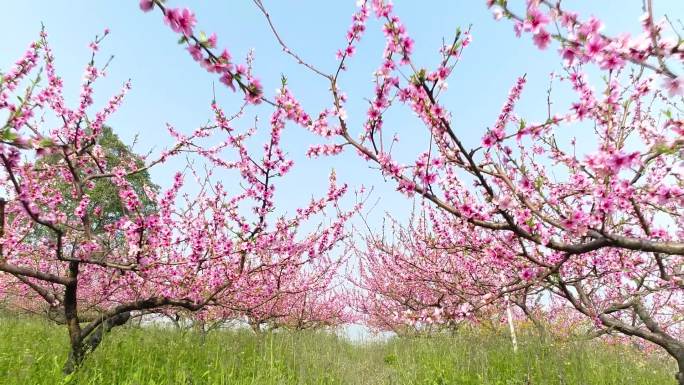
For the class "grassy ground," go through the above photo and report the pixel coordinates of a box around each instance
[0,316,675,385]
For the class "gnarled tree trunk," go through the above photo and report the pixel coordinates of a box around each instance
[63,312,132,374]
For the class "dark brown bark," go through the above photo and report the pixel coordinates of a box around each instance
[249,319,264,335]
[63,261,82,374]
[63,312,132,374]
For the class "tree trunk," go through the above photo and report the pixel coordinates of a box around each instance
[83,312,131,353]
[63,312,131,374]
[676,353,684,385]
[62,261,82,374]
[504,298,518,353]
[501,281,518,353]
[63,334,83,375]
[250,320,263,336]
[195,319,209,344]
[514,299,547,341]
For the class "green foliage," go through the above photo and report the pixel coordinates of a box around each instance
[87,126,158,223]
[0,128,19,142]
[36,126,158,235]
[0,316,675,385]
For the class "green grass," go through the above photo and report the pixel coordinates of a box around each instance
[0,316,675,385]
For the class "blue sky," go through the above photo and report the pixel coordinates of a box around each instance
[1,0,682,228]
[2,0,682,340]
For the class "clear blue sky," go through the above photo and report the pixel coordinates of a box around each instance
[1,0,682,227]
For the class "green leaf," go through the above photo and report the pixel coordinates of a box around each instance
[38,137,55,148]
[0,129,19,142]
[417,68,427,82]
